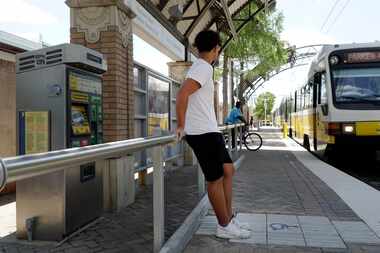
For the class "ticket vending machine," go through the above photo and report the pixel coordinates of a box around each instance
[16,44,107,241]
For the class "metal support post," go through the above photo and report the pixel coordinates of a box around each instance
[109,158,124,211]
[239,126,243,151]
[0,159,6,191]
[125,154,135,206]
[234,125,238,153]
[197,162,205,198]
[228,128,232,155]
[192,151,197,166]
[105,155,135,212]
[176,141,184,167]
[153,146,165,253]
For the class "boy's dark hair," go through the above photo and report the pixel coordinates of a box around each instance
[193,30,221,53]
[235,101,241,108]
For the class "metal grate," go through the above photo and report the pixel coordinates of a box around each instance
[17,48,63,71]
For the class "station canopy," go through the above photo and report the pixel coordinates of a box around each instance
[136,0,276,59]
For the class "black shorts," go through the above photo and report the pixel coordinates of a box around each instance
[185,132,233,182]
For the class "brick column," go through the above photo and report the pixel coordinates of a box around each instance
[66,0,135,141]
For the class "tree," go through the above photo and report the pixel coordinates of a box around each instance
[254,92,275,120]
[219,4,287,117]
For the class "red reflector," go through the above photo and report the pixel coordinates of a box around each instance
[327,123,341,135]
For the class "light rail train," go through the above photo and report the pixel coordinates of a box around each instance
[275,42,380,159]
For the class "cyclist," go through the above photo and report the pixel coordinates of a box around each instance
[225,101,248,148]
[176,30,250,239]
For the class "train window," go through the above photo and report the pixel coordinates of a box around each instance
[307,83,313,108]
[304,87,308,109]
[316,72,327,105]
[320,73,327,104]
[313,80,317,108]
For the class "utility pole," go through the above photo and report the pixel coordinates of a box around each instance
[230,60,234,106]
[264,98,267,126]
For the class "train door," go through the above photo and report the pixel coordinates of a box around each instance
[312,75,318,151]
[292,90,298,137]
[315,72,329,153]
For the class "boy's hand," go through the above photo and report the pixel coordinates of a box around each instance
[176,127,185,142]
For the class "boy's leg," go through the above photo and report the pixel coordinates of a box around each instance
[207,177,230,225]
[223,163,235,219]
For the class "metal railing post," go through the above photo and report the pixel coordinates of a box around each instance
[125,154,135,206]
[234,125,238,154]
[228,127,232,155]
[0,159,6,191]
[197,161,205,198]
[153,145,165,253]
[239,125,243,151]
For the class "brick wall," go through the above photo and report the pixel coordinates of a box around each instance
[71,26,134,141]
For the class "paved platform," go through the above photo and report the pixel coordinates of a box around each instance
[184,129,380,253]
[2,129,380,252]
[0,164,200,253]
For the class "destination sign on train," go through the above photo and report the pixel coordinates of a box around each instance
[346,51,380,63]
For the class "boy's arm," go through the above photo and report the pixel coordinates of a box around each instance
[176,79,201,139]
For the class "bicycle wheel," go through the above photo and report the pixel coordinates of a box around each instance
[244,132,262,151]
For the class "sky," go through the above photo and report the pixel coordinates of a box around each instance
[256,0,380,108]
[1,0,380,109]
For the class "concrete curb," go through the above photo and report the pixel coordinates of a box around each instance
[160,153,246,253]
[159,194,210,253]
[284,137,380,239]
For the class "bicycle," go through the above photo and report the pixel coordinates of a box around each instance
[223,125,263,151]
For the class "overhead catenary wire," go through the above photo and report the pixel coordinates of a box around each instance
[320,0,341,32]
[326,0,351,34]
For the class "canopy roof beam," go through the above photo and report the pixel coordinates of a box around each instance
[158,0,170,11]
[136,0,190,49]
[185,0,218,37]
[221,1,268,51]
[220,0,237,39]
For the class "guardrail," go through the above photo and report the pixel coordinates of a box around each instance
[0,123,245,252]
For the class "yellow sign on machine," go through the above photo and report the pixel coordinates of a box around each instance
[71,105,91,135]
[25,112,50,154]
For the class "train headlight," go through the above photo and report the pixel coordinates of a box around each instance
[329,55,339,65]
[342,123,355,134]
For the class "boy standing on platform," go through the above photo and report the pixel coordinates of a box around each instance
[176,30,251,239]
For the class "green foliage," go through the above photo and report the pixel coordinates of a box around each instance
[222,5,288,87]
[213,67,223,81]
[254,92,275,119]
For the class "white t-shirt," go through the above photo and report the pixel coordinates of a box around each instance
[184,58,219,135]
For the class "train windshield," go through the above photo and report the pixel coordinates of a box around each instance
[332,68,380,106]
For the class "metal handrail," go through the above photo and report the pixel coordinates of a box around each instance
[0,135,175,190]
[219,123,245,131]
[0,123,245,190]
[0,123,245,252]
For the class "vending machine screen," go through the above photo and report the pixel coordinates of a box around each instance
[71,105,91,135]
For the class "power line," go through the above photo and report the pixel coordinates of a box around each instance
[320,0,341,32]
[326,0,351,33]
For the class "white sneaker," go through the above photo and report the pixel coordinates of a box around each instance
[232,217,251,231]
[216,221,251,239]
